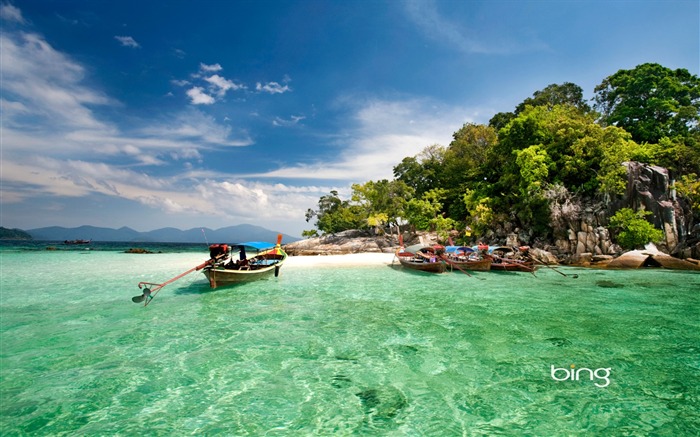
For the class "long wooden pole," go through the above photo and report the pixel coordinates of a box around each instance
[133,259,212,306]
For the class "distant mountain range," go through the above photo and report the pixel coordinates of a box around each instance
[22,224,300,243]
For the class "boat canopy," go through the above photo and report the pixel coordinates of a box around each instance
[233,241,276,251]
[470,245,513,254]
[404,244,445,254]
[445,246,475,254]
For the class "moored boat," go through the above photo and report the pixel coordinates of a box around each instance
[488,256,536,272]
[487,246,537,272]
[202,236,287,288]
[395,243,447,273]
[443,246,492,271]
[133,234,287,306]
[64,239,91,245]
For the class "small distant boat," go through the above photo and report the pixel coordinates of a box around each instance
[202,235,287,288]
[395,243,447,273]
[63,239,91,245]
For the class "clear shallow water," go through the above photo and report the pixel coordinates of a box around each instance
[1,246,698,435]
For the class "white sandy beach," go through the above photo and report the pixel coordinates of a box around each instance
[284,252,396,267]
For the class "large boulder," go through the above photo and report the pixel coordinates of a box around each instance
[624,161,683,252]
[283,230,398,255]
[606,246,700,271]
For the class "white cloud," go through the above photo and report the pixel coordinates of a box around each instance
[199,62,222,72]
[254,97,475,182]
[179,64,246,104]
[1,155,331,234]
[186,86,215,105]
[114,35,140,48]
[204,74,245,96]
[1,24,251,168]
[139,109,252,147]
[256,81,291,94]
[1,32,113,131]
[0,3,25,23]
[272,115,305,127]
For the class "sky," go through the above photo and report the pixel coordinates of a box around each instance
[1,0,698,238]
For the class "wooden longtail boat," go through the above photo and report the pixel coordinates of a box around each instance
[488,256,536,272]
[486,246,537,272]
[395,242,447,273]
[443,246,492,271]
[202,236,287,288]
[133,234,287,306]
[446,257,492,271]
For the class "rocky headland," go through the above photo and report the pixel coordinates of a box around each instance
[284,162,699,270]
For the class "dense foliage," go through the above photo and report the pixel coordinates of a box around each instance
[608,209,664,249]
[304,64,700,248]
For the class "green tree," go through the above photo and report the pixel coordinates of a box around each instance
[301,229,319,238]
[653,135,700,175]
[564,124,646,196]
[515,82,592,114]
[490,82,591,130]
[482,104,655,236]
[675,174,700,214]
[445,123,497,179]
[305,190,366,234]
[405,188,448,231]
[515,145,551,195]
[393,144,446,197]
[594,63,700,144]
[463,189,499,236]
[351,179,414,230]
[609,208,664,249]
[441,123,498,218]
[493,105,648,197]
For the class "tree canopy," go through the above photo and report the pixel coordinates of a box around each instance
[593,63,700,144]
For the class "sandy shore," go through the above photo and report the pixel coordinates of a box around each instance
[284,252,396,267]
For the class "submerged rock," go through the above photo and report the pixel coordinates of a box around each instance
[124,248,154,254]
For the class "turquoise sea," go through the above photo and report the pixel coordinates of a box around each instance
[1,241,699,435]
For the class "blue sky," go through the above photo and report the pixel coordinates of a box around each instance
[1,0,698,238]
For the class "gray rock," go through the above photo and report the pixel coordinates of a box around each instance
[284,230,398,255]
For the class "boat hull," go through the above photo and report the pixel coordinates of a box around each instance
[203,251,286,288]
[489,257,536,272]
[396,251,446,273]
[447,258,492,271]
[203,263,281,287]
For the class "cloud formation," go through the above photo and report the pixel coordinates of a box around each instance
[1,31,113,132]
[186,86,215,105]
[256,81,291,94]
[0,2,478,236]
[114,35,140,48]
[0,3,25,23]
[256,97,472,182]
[181,63,247,104]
